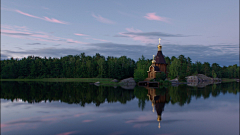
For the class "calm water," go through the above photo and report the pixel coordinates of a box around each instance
[1,82,239,135]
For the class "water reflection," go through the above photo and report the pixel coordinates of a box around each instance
[1,82,239,135]
[1,82,239,108]
[146,87,169,128]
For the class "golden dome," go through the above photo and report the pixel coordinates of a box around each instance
[158,44,162,51]
[157,115,161,121]
[152,55,156,63]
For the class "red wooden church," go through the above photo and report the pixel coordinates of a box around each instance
[147,38,167,80]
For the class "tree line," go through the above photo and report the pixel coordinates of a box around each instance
[134,55,239,81]
[1,53,135,80]
[1,53,239,80]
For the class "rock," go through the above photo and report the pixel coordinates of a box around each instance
[120,85,135,90]
[111,79,118,82]
[119,78,136,89]
[94,81,100,86]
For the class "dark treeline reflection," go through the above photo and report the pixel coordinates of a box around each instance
[1,82,135,106]
[1,82,239,108]
[135,82,239,110]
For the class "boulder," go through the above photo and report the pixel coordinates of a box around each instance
[95,81,100,84]
[119,77,136,87]
[111,79,118,82]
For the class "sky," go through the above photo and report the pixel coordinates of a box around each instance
[1,0,239,66]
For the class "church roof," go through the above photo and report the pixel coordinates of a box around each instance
[155,51,166,64]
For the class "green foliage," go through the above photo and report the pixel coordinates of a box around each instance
[149,79,154,82]
[156,72,166,81]
[1,53,135,80]
[168,58,181,79]
[133,55,151,82]
[159,80,164,84]
[212,70,217,78]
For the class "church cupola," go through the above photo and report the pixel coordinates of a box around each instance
[158,38,162,51]
[152,55,156,66]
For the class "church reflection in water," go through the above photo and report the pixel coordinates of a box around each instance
[146,87,169,129]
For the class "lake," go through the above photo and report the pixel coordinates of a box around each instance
[1,82,239,135]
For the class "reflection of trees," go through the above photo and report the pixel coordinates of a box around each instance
[1,82,135,106]
[134,86,149,110]
[169,83,239,106]
[134,82,239,108]
[1,82,239,108]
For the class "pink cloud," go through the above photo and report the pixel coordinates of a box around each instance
[15,10,68,24]
[16,10,41,19]
[66,39,87,44]
[89,38,108,42]
[1,124,7,128]
[74,33,89,36]
[125,28,142,33]
[57,131,78,135]
[74,32,108,42]
[74,113,89,117]
[1,25,88,45]
[1,112,91,133]
[82,120,94,123]
[118,28,154,43]
[125,114,154,128]
[144,13,169,22]
[125,115,155,123]
[92,13,115,24]
[133,123,150,128]
[43,17,67,24]
[1,29,32,35]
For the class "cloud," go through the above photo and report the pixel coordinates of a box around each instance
[115,28,195,44]
[120,32,187,37]
[1,25,88,45]
[82,120,94,123]
[43,17,67,24]
[144,13,169,22]
[74,33,89,36]
[85,37,109,42]
[26,43,45,45]
[57,131,78,135]
[92,13,115,24]
[15,10,68,24]
[74,33,108,42]
[1,29,32,36]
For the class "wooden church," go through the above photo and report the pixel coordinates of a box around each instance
[147,38,167,79]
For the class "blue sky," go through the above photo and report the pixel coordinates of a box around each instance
[1,0,239,66]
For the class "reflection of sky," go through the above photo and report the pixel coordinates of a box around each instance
[1,93,239,135]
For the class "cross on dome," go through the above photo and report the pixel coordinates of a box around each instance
[159,38,161,44]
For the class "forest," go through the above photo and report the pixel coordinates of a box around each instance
[1,53,239,81]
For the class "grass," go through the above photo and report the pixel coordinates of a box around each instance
[1,78,122,86]
[0,78,118,84]
[221,78,238,83]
